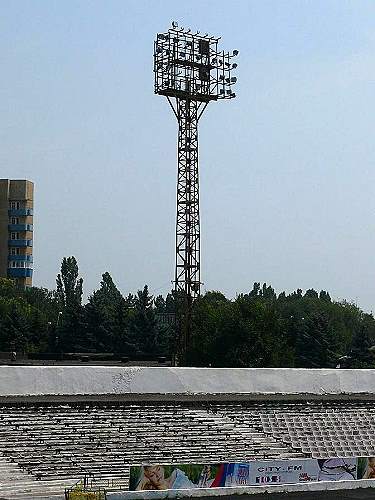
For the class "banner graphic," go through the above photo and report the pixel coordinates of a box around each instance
[129,457,360,491]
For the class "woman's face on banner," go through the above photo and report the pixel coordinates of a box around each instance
[144,466,165,487]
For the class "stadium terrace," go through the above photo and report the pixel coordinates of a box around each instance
[1,367,375,499]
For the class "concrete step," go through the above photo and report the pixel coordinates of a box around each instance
[0,454,76,498]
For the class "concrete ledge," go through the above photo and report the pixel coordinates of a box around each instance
[1,366,375,402]
[107,479,375,499]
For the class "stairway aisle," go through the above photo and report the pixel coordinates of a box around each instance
[0,454,75,499]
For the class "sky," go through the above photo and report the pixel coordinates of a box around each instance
[1,0,375,311]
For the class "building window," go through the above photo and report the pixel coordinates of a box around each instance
[10,232,20,240]
[10,248,16,256]
[11,261,16,268]
[20,262,25,268]
[10,201,22,209]
[16,248,20,255]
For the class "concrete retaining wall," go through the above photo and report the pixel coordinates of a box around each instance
[1,366,375,402]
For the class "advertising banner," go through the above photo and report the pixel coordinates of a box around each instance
[129,457,358,491]
[358,457,375,479]
[226,459,319,486]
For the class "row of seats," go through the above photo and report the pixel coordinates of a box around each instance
[1,400,375,495]
[0,401,295,488]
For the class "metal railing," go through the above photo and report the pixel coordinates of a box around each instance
[64,476,107,500]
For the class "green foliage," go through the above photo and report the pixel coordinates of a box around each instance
[0,278,58,352]
[55,257,87,351]
[1,264,375,369]
[86,272,127,352]
[187,283,375,369]
[128,285,158,354]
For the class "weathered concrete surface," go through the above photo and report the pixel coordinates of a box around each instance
[107,480,375,499]
[1,366,375,402]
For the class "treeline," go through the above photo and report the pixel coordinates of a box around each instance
[0,257,173,357]
[0,256,374,368]
[188,284,375,368]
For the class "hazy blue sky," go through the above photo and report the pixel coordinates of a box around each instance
[1,1,375,311]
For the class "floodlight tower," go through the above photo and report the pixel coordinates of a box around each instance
[154,23,238,363]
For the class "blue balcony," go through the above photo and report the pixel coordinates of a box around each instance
[8,239,33,247]
[8,224,33,232]
[7,268,33,278]
[8,255,33,263]
[8,208,33,217]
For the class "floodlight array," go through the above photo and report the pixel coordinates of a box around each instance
[154,27,238,102]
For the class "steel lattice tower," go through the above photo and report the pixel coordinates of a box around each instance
[154,23,238,362]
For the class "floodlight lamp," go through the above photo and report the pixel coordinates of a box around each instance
[233,50,239,56]
[231,77,237,83]
[154,26,238,102]
[220,89,225,94]
[232,63,238,69]
[231,93,236,98]
[199,39,210,55]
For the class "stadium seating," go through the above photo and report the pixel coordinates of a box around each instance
[1,367,375,498]
[1,399,375,496]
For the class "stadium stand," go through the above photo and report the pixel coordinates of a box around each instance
[1,367,375,499]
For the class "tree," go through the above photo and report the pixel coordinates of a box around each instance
[86,272,128,352]
[295,313,334,368]
[55,256,86,351]
[128,286,159,355]
[348,313,375,368]
[56,257,83,309]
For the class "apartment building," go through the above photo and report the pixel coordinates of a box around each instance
[0,179,34,287]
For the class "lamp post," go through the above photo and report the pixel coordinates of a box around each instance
[55,311,62,360]
[154,23,238,363]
